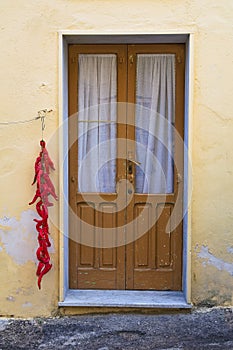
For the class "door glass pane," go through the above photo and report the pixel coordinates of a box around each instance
[135,54,175,194]
[77,54,117,193]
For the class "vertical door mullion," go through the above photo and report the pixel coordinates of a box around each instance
[125,45,137,289]
[116,45,128,289]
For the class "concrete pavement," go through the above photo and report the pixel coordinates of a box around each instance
[0,307,233,349]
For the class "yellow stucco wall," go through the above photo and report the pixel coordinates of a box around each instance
[0,0,233,316]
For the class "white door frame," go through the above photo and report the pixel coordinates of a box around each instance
[58,31,194,307]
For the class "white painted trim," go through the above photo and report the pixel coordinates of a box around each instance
[58,32,63,301]
[58,30,195,35]
[58,33,69,301]
[58,32,193,305]
[58,32,64,301]
[183,34,194,303]
[61,33,189,45]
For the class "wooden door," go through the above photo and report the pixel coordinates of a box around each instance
[68,44,185,291]
[126,45,185,290]
[68,45,127,289]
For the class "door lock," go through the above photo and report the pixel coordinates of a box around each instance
[128,162,133,175]
[129,174,134,183]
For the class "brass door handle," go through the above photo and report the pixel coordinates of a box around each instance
[127,159,141,166]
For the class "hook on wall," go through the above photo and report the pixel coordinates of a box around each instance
[38,109,53,140]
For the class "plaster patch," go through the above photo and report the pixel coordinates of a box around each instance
[0,210,54,265]
[198,246,233,276]
[227,247,233,255]
[22,302,32,308]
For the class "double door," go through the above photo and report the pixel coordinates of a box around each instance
[68,44,185,290]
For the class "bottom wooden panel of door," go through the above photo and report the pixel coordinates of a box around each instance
[69,201,182,291]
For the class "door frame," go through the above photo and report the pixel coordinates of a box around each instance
[58,32,194,307]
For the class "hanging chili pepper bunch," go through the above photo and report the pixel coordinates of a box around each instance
[29,140,58,289]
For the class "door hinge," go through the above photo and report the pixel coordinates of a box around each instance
[177,173,183,183]
[177,55,182,64]
[119,56,125,64]
[129,55,134,64]
[71,176,76,183]
[71,56,76,63]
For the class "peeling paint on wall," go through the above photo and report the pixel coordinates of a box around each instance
[0,210,54,265]
[198,246,233,276]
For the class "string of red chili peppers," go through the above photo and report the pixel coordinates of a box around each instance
[29,110,58,289]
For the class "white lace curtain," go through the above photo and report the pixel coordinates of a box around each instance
[78,54,117,193]
[135,54,175,194]
[77,53,175,194]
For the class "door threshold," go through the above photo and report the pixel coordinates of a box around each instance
[59,290,191,309]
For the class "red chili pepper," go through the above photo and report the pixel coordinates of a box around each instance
[29,140,57,289]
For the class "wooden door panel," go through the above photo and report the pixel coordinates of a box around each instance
[74,200,124,289]
[156,203,173,268]
[133,203,155,269]
[127,203,182,290]
[77,269,118,289]
[132,270,174,290]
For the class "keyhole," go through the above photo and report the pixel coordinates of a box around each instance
[128,163,133,174]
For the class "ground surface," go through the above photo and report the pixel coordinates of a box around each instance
[0,308,233,349]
